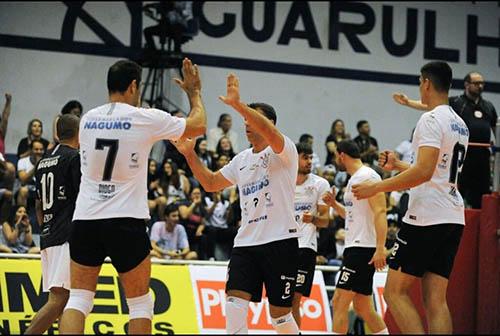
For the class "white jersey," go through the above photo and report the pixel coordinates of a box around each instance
[73,102,186,220]
[404,105,469,226]
[220,135,298,247]
[343,166,381,248]
[294,174,330,252]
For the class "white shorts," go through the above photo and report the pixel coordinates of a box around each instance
[41,242,71,292]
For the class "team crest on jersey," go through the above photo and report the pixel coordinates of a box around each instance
[259,153,271,168]
[438,154,449,169]
[129,152,139,168]
[305,186,315,195]
[58,186,67,200]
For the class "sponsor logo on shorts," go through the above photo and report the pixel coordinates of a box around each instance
[289,229,297,233]
[409,215,417,220]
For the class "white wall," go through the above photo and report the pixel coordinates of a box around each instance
[1,1,499,164]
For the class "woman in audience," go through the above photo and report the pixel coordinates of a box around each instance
[214,136,235,161]
[159,159,190,205]
[147,159,167,220]
[195,137,213,170]
[1,205,39,254]
[178,187,209,260]
[17,119,50,159]
[325,119,350,166]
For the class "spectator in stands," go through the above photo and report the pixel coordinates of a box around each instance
[226,186,241,228]
[325,119,350,165]
[204,190,238,260]
[212,153,230,172]
[353,120,379,165]
[299,133,322,175]
[0,93,13,156]
[17,119,50,159]
[195,137,213,170]
[0,205,39,254]
[178,187,209,259]
[150,203,197,260]
[207,113,240,154]
[159,159,190,205]
[17,139,45,210]
[214,136,236,161]
[395,128,414,164]
[147,159,167,220]
[52,100,83,145]
[385,221,399,260]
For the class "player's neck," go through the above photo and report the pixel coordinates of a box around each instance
[109,93,134,106]
[346,159,364,176]
[296,173,309,185]
[425,94,449,110]
[59,139,78,149]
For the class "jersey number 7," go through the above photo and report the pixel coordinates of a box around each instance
[449,142,466,185]
[95,138,119,181]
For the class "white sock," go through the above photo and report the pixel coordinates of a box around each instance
[374,327,389,334]
[225,296,249,334]
[271,312,300,334]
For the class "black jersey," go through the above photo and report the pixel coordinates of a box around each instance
[35,144,81,250]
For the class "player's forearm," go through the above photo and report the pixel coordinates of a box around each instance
[0,103,10,137]
[394,159,410,172]
[376,166,430,193]
[405,99,429,111]
[231,101,277,141]
[331,201,346,219]
[185,90,207,137]
[184,151,220,192]
[373,212,388,250]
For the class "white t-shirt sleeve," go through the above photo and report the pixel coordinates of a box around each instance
[177,225,190,250]
[276,135,298,166]
[417,113,442,149]
[17,158,30,172]
[147,108,187,142]
[149,222,161,242]
[219,155,239,185]
[317,179,331,206]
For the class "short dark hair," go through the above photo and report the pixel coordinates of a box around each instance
[356,120,368,130]
[61,100,83,115]
[337,140,361,159]
[107,60,142,94]
[248,102,277,125]
[420,61,452,93]
[57,114,80,141]
[296,142,313,155]
[464,71,482,83]
[164,203,179,217]
[299,133,313,143]
[30,138,45,149]
[217,113,231,127]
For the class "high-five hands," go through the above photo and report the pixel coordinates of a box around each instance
[219,73,241,108]
[174,58,201,95]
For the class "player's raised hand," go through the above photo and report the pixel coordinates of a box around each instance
[174,58,201,95]
[5,93,12,104]
[322,186,337,207]
[378,150,396,171]
[219,73,241,108]
[392,92,409,106]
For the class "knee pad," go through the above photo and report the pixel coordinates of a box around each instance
[271,312,299,334]
[127,292,154,320]
[225,296,249,334]
[64,289,95,317]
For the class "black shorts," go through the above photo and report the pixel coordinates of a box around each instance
[70,218,152,273]
[295,248,316,297]
[335,247,376,296]
[388,222,463,279]
[226,238,298,307]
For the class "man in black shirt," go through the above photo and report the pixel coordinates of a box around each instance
[393,71,497,208]
[353,120,379,165]
[26,114,80,334]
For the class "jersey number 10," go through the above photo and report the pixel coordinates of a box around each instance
[40,172,54,211]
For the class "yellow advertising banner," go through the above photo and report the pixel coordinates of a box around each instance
[0,258,199,334]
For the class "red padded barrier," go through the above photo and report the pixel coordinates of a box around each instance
[476,194,500,334]
[385,209,482,334]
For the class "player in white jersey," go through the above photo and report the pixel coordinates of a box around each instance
[353,62,469,334]
[174,73,300,334]
[292,142,330,328]
[59,58,207,334]
[322,140,388,334]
